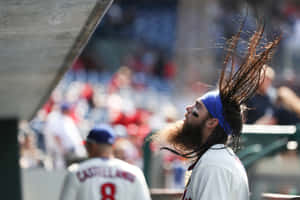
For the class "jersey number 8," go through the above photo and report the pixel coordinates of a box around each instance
[100,183,116,200]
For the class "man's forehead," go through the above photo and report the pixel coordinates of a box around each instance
[196,97,204,104]
[194,98,209,116]
[194,98,207,110]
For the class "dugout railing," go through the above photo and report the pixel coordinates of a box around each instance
[238,124,299,168]
[150,189,300,200]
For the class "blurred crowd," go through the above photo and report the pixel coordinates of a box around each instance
[19,62,187,188]
[215,0,300,77]
[18,0,300,190]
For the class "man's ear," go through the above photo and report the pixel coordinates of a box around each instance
[206,118,219,128]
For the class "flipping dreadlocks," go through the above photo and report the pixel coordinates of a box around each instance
[220,22,281,151]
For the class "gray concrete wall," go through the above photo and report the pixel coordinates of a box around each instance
[0,0,112,119]
[22,169,67,200]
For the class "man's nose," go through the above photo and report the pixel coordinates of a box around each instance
[186,105,192,112]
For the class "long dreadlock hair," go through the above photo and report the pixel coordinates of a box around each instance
[160,21,281,160]
[220,21,281,151]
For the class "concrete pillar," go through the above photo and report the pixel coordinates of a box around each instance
[0,118,22,200]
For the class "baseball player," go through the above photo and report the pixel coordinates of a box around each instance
[154,22,281,200]
[59,124,151,200]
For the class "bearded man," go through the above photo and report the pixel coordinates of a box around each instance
[155,22,281,200]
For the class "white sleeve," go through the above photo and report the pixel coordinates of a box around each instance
[192,164,233,200]
[133,168,152,200]
[59,171,79,200]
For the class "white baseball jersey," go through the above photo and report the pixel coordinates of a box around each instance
[60,157,151,200]
[182,144,249,200]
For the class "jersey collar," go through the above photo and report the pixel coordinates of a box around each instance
[187,144,227,170]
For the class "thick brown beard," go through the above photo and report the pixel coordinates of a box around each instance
[153,119,206,154]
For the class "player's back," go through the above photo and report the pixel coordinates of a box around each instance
[61,158,151,200]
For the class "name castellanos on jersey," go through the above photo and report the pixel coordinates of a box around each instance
[76,166,136,183]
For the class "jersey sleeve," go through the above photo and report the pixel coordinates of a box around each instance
[192,164,233,200]
[133,168,151,200]
[59,168,80,200]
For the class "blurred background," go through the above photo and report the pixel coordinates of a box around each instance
[16,0,300,199]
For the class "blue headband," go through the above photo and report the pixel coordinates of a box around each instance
[200,90,232,135]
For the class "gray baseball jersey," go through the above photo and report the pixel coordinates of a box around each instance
[182,144,249,200]
[60,158,151,200]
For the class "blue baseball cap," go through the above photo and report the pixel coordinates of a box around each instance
[200,90,232,135]
[61,102,71,111]
[86,124,116,145]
